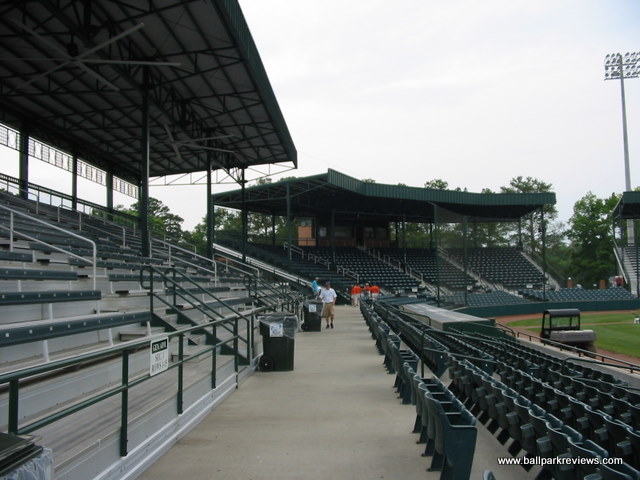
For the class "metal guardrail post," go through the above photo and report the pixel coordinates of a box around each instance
[249,312,255,364]
[120,350,129,457]
[178,333,184,414]
[172,268,177,306]
[8,379,19,435]
[234,320,239,376]
[9,212,13,252]
[420,324,426,378]
[211,330,217,389]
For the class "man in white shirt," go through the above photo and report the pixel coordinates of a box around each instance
[318,281,337,329]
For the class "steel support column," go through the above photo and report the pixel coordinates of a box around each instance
[433,205,440,307]
[271,212,277,246]
[18,129,28,200]
[241,169,247,262]
[330,208,336,263]
[206,164,214,259]
[632,220,640,298]
[139,68,150,257]
[71,153,78,211]
[541,208,547,301]
[286,184,292,261]
[463,216,468,307]
[402,213,407,263]
[106,171,114,220]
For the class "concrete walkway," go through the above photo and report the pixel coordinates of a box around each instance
[138,305,531,480]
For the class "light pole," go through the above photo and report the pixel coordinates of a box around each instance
[605,52,639,244]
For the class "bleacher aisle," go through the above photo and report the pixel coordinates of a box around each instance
[138,305,532,480]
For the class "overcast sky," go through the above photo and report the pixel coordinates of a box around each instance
[236,0,640,226]
[2,0,640,230]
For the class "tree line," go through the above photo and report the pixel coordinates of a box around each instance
[117,176,626,289]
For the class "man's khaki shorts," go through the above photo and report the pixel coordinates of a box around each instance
[322,303,335,318]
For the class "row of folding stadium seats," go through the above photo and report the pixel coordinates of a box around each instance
[408,369,477,480]
[498,365,640,468]
[446,329,640,464]
[448,247,543,289]
[359,301,478,480]
[450,357,640,479]
[370,299,640,479]
[303,247,420,291]
[520,287,636,302]
[460,328,633,390]
[442,290,531,307]
[460,332,640,429]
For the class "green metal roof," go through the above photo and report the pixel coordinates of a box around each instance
[211,169,556,223]
[0,0,296,183]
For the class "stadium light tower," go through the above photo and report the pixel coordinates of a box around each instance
[605,51,640,244]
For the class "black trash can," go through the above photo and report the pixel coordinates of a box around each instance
[302,300,323,332]
[258,313,298,371]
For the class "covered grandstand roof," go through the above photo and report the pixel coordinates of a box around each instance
[612,191,640,219]
[210,169,556,223]
[0,0,296,183]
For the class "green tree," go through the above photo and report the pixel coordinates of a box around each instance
[566,192,620,286]
[424,178,449,190]
[500,176,557,253]
[117,197,184,240]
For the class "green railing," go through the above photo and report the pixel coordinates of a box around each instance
[0,315,249,456]
[141,265,253,366]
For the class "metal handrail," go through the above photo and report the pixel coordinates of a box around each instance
[612,239,629,286]
[282,242,304,258]
[504,326,640,373]
[0,173,138,228]
[163,239,260,278]
[212,241,312,289]
[336,265,359,283]
[0,204,97,290]
[141,265,252,340]
[0,313,251,454]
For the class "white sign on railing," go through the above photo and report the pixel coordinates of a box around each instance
[150,337,169,376]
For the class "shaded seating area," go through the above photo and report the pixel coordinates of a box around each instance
[381,248,475,290]
[306,247,420,291]
[450,247,544,289]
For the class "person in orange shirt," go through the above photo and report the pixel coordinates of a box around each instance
[364,283,372,299]
[350,284,362,307]
[370,284,380,301]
